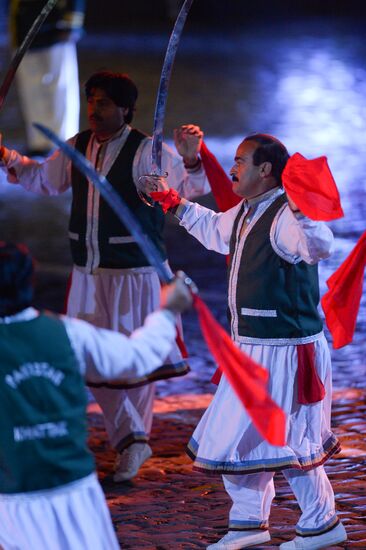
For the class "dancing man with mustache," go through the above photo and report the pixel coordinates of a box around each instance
[142,133,347,550]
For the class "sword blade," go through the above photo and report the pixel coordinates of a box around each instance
[0,0,59,112]
[151,0,194,175]
[33,123,173,284]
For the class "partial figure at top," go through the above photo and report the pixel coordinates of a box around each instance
[9,0,86,157]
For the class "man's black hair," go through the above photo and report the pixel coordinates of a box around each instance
[244,133,290,186]
[85,71,138,124]
[0,242,34,316]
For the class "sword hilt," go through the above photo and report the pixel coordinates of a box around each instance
[137,172,168,208]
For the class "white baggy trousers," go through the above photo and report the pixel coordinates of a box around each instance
[67,267,160,452]
[224,466,337,535]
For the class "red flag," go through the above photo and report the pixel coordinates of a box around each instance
[282,153,344,221]
[200,141,241,212]
[193,294,286,446]
[321,232,366,349]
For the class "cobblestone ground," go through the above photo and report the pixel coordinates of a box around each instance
[88,389,366,549]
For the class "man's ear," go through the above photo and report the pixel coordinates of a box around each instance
[260,161,272,177]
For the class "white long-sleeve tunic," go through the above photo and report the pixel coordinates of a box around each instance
[0,306,178,384]
[177,187,334,268]
[176,188,339,474]
[2,125,209,199]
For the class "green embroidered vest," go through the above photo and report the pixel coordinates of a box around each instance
[0,313,94,493]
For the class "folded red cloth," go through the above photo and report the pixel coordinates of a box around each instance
[150,188,182,213]
[282,153,344,221]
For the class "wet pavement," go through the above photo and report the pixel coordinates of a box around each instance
[0,13,365,549]
[89,390,366,549]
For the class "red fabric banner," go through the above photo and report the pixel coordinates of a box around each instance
[193,294,286,446]
[200,141,241,212]
[282,153,344,221]
[297,343,325,404]
[321,232,366,349]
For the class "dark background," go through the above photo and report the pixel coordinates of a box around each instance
[84,0,366,28]
[1,0,366,35]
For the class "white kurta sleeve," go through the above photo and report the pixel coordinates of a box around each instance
[133,137,210,199]
[177,199,243,255]
[62,309,177,382]
[0,137,76,195]
[272,204,334,264]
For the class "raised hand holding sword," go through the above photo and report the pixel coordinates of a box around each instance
[138,123,204,198]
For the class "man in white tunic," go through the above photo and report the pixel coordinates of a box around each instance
[144,134,347,549]
[0,242,193,550]
[0,71,210,482]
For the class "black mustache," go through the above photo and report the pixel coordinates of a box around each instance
[89,115,103,122]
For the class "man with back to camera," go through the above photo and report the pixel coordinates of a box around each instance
[0,241,193,549]
[0,70,210,482]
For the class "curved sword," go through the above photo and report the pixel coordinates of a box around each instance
[0,0,59,112]
[151,0,194,175]
[34,122,173,284]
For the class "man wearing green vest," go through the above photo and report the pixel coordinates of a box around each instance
[0,70,210,483]
[0,241,193,549]
[142,134,347,549]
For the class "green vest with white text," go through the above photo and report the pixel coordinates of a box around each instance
[0,313,94,494]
